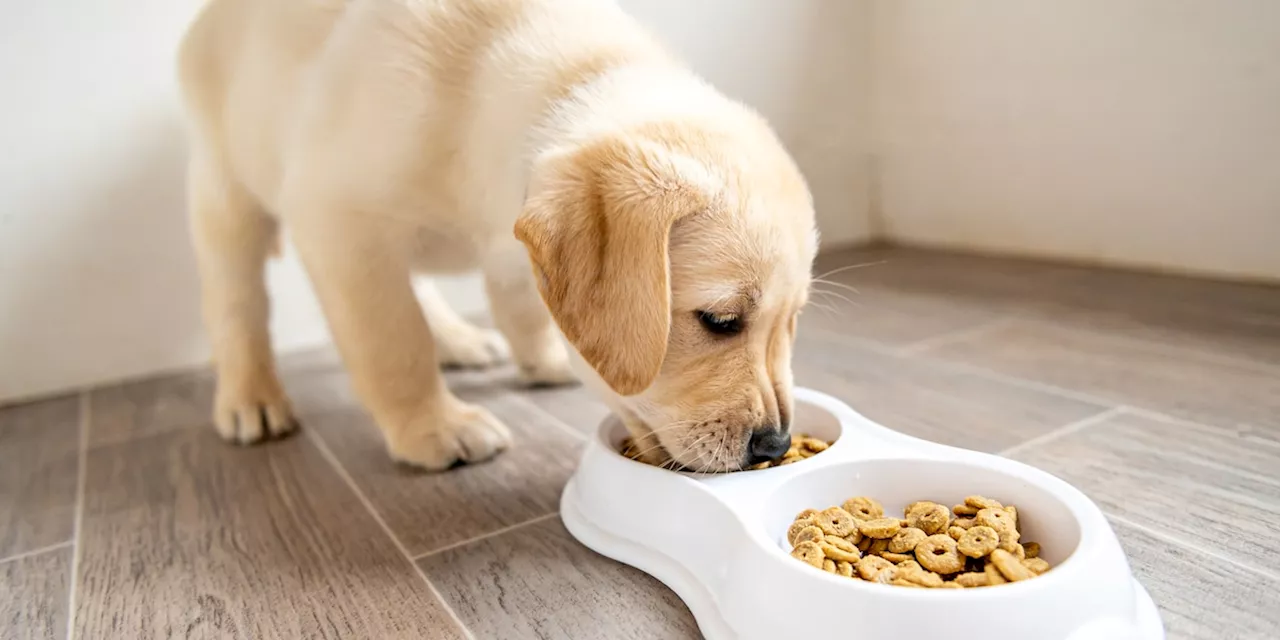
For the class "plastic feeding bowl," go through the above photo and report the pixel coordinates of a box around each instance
[560,387,1164,640]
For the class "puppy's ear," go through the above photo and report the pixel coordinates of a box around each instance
[515,137,718,395]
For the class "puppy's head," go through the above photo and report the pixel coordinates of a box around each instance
[516,116,816,472]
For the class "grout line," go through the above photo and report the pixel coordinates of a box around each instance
[305,430,477,640]
[412,512,560,561]
[64,391,91,640]
[1106,512,1280,584]
[893,317,1018,356]
[998,406,1128,458]
[507,394,588,442]
[0,540,74,567]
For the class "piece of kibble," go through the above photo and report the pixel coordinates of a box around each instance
[787,494,1052,589]
[880,551,913,563]
[990,548,1036,582]
[966,495,1004,510]
[821,535,862,563]
[857,517,903,539]
[836,560,855,578]
[1022,557,1051,575]
[897,566,945,588]
[984,561,1007,585]
[976,507,1015,533]
[793,525,825,546]
[801,438,829,453]
[915,534,966,574]
[815,507,858,537]
[791,541,825,568]
[957,525,1000,558]
[842,496,884,520]
[998,529,1022,555]
[856,555,894,580]
[889,527,927,553]
[871,567,897,584]
[787,518,817,545]
[867,538,890,556]
[906,502,951,535]
[953,572,989,588]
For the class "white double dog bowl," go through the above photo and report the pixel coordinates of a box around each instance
[561,388,1164,639]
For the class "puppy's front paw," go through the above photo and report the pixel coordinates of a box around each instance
[214,383,299,445]
[434,324,510,368]
[386,403,513,471]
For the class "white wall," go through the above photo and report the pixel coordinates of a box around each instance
[0,0,873,403]
[871,0,1280,281]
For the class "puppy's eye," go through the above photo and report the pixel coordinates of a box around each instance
[696,311,744,336]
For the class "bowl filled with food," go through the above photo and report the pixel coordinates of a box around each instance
[559,387,1164,640]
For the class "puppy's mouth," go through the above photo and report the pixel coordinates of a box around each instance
[657,426,750,473]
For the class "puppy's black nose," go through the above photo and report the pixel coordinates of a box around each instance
[746,428,791,465]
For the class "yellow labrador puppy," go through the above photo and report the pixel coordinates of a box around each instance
[178,0,817,472]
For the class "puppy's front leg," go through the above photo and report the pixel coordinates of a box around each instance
[292,214,511,469]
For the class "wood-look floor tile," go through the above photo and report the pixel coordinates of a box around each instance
[1113,519,1280,639]
[0,396,80,558]
[419,517,700,640]
[72,430,463,640]
[519,386,612,437]
[1012,411,1280,572]
[0,546,71,640]
[923,319,1280,428]
[305,393,581,557]
[792,333,1110,452]
[89,370,216,448]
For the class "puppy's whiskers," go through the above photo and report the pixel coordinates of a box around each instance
[812,260,887,281]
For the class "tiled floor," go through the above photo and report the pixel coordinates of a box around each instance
[2,245,1278,640]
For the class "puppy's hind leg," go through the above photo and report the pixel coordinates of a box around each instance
[188,158,298,444]
[483,243,577,387]
[418,279,509,369]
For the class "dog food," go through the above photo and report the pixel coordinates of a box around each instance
[787,495,1051,588]
[619,434,833,470]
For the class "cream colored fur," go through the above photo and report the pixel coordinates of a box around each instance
[177,0,817,472]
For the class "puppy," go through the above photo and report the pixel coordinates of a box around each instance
[177,0,817,472]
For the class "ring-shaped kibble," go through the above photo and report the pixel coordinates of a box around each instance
[888,526,927,553]
[965,495,1004,510]
[880,551,913,564]
[914,534,966,574]
[816,507,858,537]
[787,517,817,545]
[841,496,884,520]
[793,525,825,546]
[947,526,965,541]
[907,502,951,535]
[822,558,837,573]
[958,525,999,558]
[856,555,894,580]
[836,560,855,578]
[857,517,903,539]
[790,541,826,568]
[975,507,1014,533]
